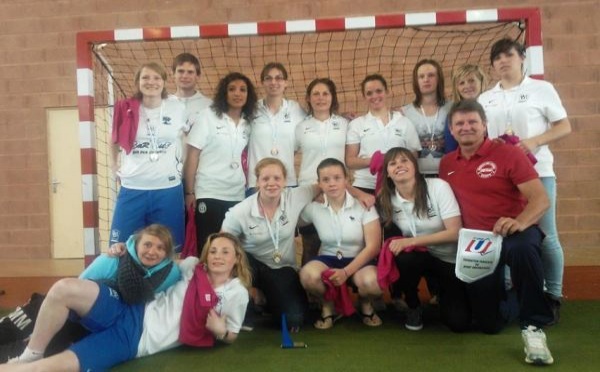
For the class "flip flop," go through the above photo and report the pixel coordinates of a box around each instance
[360,311,382,327]
[313,314,342,330]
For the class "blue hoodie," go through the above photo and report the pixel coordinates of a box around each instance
[79,235,181,294]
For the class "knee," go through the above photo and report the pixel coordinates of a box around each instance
[47,278,80,302]
[299,269,322,291]
[354,273,382,297]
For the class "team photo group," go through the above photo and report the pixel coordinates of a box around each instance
[0,37,571,371]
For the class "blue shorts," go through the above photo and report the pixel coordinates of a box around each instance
[110,184,184,252]
[69,283,144,371]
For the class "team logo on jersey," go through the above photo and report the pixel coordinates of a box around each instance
[332,120,340,130]
[279,213,289,226]
[518,93,528,103]
[197,202,207,214]
[110,229,120,243]
[162,116,172,125]
[284,112,291,123]
[464,237,495,256]
[476,161,497,179]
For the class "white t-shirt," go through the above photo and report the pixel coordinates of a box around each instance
[346,111,421,189]
[390,178,461,264]
[301,192,379,258]
[137,256,249,357]
[221,186,314,269]
[478,77,568,177]
[186,108,250,201]
[294,114,348,186]
[248,99,306,187]
[169,92,213,130]
[118,99,187,190]
[401,102,453,175]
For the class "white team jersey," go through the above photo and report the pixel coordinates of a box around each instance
[221,186,314,269]
[346,111,421,189]
[118,99,187,190]
[479,77,568,177]
[186,108,250,201]
[248,99,306,187]
[391,178,461,263]
[295,114,348,186]
[301,192,379,258]
[136,257,249,357]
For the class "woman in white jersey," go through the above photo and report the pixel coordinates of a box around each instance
[478,38,571,321]
[109,62,187,250]
[377,147,469,332]
[184,72,257,254]
[444,64,488,153]
[2,233,251,371]
[295,78,348,264]
[400,59,453,175]
[247,62,306,190]
[345,73,421,194]
[221,158,320,331]
[299,159,382,329]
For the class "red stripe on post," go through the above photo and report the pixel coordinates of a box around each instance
[436,11,467,25]
[83,201,99,228]
[143,27,172,40]
[375,14,405,28]
[81,148,97,175]
[258,21,286,35]
[200,24,229,38]
[316,18,346,32]
[76,31,115,69]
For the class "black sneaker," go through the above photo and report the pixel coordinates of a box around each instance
[405,307,423,331]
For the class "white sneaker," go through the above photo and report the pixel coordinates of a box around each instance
[7,347,43,364]
[522,326,554,365]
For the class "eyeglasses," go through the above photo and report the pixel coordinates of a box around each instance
[263,75,285,82]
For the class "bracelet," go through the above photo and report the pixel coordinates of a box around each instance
[217,330,229,341]
[343,268,349,277]
[185,191,195,195]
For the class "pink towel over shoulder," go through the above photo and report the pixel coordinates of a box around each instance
[112,98,141,154]
[321,269,355,316]
[377,236,428,290]
[179,265,218,347]
[369,150,385,194]
[181,206,197,259]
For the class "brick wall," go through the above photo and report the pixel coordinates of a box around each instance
[0,0,597,262]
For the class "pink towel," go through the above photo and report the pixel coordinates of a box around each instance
[181,206,197,259]
[179,265,218,347]
[321,269,355,316]
[377,237,428,290]
[111,98,141,154]
[499,133,537,165]
[369,151,385,194]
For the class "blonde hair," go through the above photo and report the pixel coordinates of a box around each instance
[199,232,252,289]
[254,157,287,181]
[133,62,168,100]
[451,64,488,102]
[134,224,175,257]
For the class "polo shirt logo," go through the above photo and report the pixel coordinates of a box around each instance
[519,93,528,103]
[476,161,497,179]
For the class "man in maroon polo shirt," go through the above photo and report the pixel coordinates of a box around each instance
[440,100,555,365]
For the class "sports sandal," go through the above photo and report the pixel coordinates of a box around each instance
[314,314,342,330]
[360,311,382,327]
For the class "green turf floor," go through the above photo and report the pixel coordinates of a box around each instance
[108,300,599,372]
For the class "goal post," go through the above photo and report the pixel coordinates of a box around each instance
[76,7,543,263]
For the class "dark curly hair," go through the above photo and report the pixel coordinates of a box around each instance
[211,72,257,120]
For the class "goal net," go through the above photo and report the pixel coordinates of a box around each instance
[77,8,542,259]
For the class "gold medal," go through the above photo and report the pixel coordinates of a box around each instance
[270,147,279,156]
[336,250,343,260]
[149,153,159,162]
[273,251,282,263]
[230,161,239,169]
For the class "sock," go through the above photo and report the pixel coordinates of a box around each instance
[8,346,44,364]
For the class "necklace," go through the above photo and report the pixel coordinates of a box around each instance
[142,102,164,162]
[419,105,439,151]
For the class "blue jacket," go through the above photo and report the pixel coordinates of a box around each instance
[79,235,181,294]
